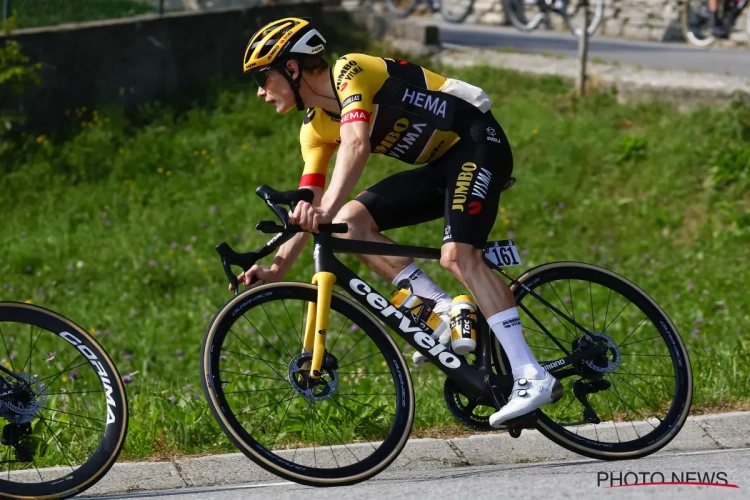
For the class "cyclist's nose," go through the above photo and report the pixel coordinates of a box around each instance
[257,86,266,98]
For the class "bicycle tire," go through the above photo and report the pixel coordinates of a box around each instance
[200,283,415,487]
[681,0,718,48]
[493,262,692,460]
[385,0,420,18]
[440,0,475,23]
[562,0,605,37]
[501,0,547,32]
[0,302,129,500]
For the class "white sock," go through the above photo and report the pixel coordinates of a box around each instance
[392,262,452,316]
[488,307,547,380]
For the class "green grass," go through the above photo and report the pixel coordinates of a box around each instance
[1,53,749,466]
[5,0,156,29]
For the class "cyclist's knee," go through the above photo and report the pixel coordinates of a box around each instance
[334,201,378,239]
[440,243,482,278]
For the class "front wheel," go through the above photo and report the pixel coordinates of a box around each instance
[493,262,693,460]
[200,283,415,487]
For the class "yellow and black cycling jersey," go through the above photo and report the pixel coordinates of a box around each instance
[298,53,494,189]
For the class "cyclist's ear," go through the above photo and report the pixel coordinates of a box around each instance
[286,59,300,80]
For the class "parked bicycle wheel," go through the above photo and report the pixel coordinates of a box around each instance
[501,0,548,32]
[440,0,475,23]
[681,0,719,47]
[493,262,692,460]
[0,302,128,500]
[201,283,415,487]
[562,0,605,37]
[385,0,421,17]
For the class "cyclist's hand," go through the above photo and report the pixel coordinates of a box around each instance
[289,201,332,234]
[230,264,282,291]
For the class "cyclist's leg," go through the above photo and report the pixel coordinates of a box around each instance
[435,112,561,424]
[334,164,444,281]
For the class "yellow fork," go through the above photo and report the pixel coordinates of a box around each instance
[302,272,336,380]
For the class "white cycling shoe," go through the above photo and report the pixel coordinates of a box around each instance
[412,315,452,366]
[489,372,564,427]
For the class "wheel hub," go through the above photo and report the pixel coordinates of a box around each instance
[288,352,339,402]
[580,332,621,374]
[0,373,46,424]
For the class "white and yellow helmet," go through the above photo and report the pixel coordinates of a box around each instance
[243,17,326,73]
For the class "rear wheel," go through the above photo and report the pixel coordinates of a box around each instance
[0,302,128,499]
[201,283,415,487]
[492,262,692,460]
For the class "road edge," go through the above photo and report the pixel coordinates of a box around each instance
[84,410,750,496]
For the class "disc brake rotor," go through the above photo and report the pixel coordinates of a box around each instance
[582,332,621,374]
[0,373,47,424]
[288,352,339,402]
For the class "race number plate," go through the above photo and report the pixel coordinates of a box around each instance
[484,240,523,267]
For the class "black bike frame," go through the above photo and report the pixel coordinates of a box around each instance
[217,185,608,406]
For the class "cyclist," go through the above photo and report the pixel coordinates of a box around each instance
[237,17,563,426]
[709,0,729,38]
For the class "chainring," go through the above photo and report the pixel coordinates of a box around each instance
[443,378,498,432]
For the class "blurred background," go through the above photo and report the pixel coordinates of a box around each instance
[0,0,748,465]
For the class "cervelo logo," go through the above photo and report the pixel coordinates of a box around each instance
[341,94,362,109]
[402,88,447,118]
[350,279,460,369]
[59,331,118,425]
[341,110,370,125]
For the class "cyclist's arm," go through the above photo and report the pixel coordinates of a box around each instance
[319,119,370,217]
[267,119,337,277]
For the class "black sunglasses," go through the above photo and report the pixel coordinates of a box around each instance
[250,61,287,89]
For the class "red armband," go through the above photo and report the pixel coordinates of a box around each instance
[299,173,326,189]
[340,110,370,125]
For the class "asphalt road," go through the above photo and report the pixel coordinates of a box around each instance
[84,448,749,499]
[411,18,750,77]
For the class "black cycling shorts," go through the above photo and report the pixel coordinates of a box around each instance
[355,111,514,249]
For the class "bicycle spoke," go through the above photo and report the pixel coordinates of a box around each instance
[41,406,106,424]
[260,303,293,358]
[309,403,340,468]
[604,301,631,334]
[618,322,654,347]
[0,324,17,373]
[589,281,595,332]
[242,315,287,363]
[282,299,303,354]
[616,366,674,399]
[337,351,383,369]
[337,332,370,365]
[221,347,287,367]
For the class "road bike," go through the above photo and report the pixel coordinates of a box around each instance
[200,184,693,487]
[682,0,749,47]
[0,302,128,499]
[385,0,605,36]
[385,0,475,24]
[502,0,605,37]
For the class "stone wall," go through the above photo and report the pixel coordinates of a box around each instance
[0,3,327,130]
[458,0,748,45]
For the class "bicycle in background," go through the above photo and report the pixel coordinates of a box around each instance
[682,0,749,47]
[0,302,128,499]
